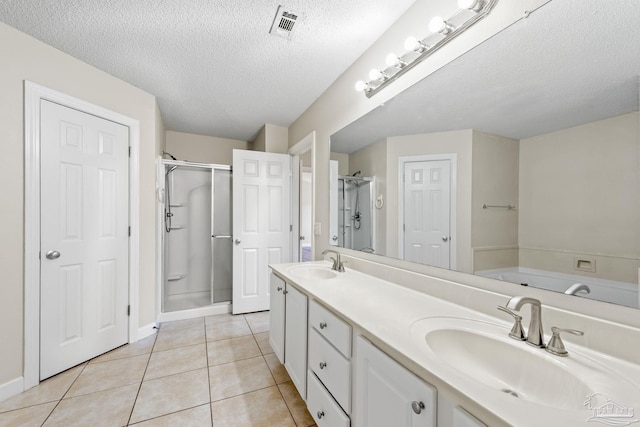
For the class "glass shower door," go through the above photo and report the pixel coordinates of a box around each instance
[211,168,232,304]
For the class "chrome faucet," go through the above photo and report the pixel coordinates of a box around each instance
[564,283,591,296]
[505,296,545,348]
[321,249,345,272]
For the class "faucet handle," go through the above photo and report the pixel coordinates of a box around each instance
[329,257,338,271]
[497,306,526,341]
[545,327,584,357]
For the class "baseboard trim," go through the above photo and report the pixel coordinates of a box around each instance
[156,303,231,324]
[0,376,24,403]
[137,322,159,341]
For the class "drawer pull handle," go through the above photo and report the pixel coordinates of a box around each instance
[411,401,425,414]
[319,322,327,329]
[319,362,327,369]
[317,410,325,419]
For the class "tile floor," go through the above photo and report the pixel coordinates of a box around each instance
[0,311,316,427]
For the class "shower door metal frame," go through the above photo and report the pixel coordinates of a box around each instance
[157,159,232,316]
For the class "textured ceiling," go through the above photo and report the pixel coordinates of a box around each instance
[332,0,640,153]
[0,0,415,141]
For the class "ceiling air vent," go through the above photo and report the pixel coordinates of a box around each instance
[270,6,301,40]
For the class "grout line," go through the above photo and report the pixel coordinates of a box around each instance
[39,360,90,425]
[203,316,214,427]
[125,329,158,426]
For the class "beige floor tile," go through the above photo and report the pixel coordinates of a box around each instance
[206,317,251,342]
[209,356,275,401]
[66,354,148,397]
[254,332,274,355]
[279,381,315,427]
[0,364,85,413]
[154,324,205,352]
[207,335,261,366]
[159,317,204,332]
[90,334,157,364]
[129,404,211,426]
[130,368,210,424]
[244,311,270,334]
[264,353,290,384]
[211,386,295,427]
[205,313,236,326]
[145,343,207,381]
[44,384,138,427]
[0,402,56,427]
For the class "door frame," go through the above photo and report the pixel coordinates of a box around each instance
[23,81,140,389]
[397,154,457,270]
[288,131,316,262]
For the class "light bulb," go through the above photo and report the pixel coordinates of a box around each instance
[354,80,367,92]
[404,36,419,51]
[386,53,401,67]
[369,68,383,81]
[429,16,452,34]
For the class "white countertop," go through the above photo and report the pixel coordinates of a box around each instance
[270,261,640,427]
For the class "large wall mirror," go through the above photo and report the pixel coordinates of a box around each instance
[330,0,639,309]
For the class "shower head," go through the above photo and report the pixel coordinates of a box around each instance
[351,170,361,176]
[162,151,177,160]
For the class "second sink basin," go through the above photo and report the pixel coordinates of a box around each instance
[288,264,338,280]
[409,317,632,411]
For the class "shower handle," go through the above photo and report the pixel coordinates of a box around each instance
[212,234,232,239]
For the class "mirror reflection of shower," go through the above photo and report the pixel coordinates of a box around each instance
[337,173,374,252]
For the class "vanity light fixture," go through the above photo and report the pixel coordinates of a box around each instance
[355,0,499,97]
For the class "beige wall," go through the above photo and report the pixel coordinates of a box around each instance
[252,124,289,154]
[330,152,350,175]
[471,131,519,248]
[0,22,162,386]
[518,111,640,282]
[288,0,550,261]
[165,131,250,165]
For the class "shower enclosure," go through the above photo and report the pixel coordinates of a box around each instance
[160,160,232,314]
[336,175,374,251]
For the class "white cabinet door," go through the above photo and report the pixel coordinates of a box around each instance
[269,272,286,364]
[285,284,308,400]
[453,407,487,427]
[355,336,436,427]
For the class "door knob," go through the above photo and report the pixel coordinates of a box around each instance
[46,250,61,260]
[299,235,305,241]
[235,239,241,244]
[442,236,449,242]
[332,235,338,241]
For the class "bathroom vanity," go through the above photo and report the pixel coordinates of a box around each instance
[269,259,640,427]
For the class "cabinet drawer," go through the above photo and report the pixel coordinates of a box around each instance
[309,300,352,358]
[308,327,351,413]
[307,370,350,427]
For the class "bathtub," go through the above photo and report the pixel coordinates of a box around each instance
[476,267,638,309]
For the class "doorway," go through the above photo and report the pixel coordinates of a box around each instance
[399,154,457,269]
[24,82,140,388]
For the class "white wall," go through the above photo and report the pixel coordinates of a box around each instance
[0,22,162,386]
[166,130,250,165]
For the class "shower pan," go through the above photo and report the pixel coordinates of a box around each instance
[160,160,232,315]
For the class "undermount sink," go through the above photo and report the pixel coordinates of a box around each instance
[288,264,338,280]
[409,317,631,411]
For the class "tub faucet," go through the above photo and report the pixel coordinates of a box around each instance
[564,283,591,296]
[505,296,545,348]
[321,249,345,272]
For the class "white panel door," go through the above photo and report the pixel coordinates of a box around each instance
[403,160,451,268]
[232,150,291,314]
[40,100,129,380]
